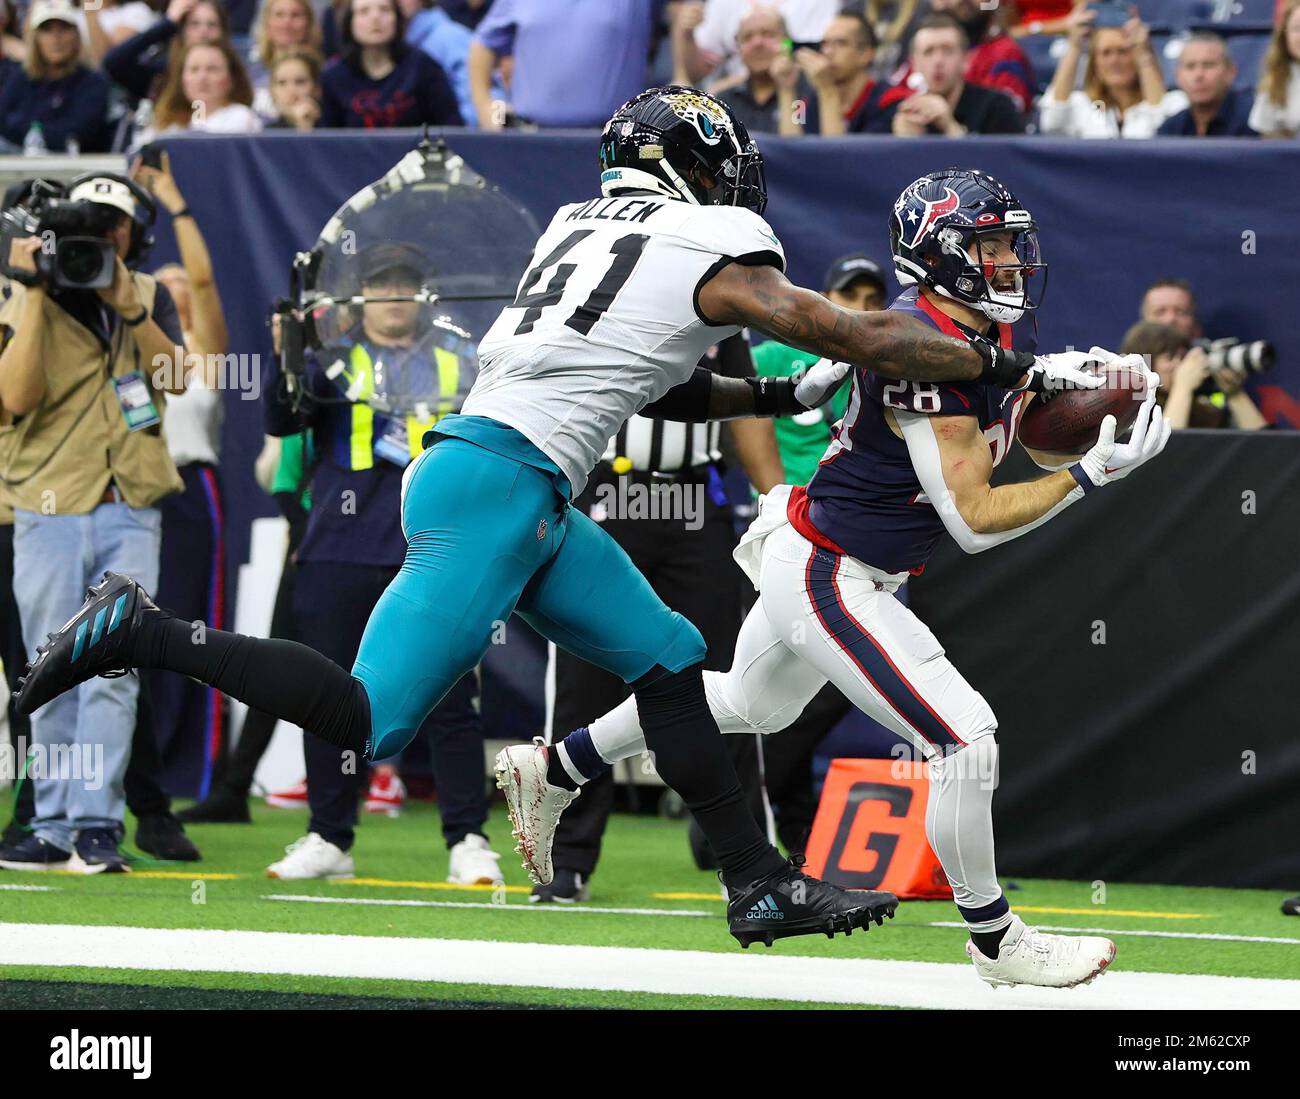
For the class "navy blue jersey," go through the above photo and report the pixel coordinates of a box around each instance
[799,288,1036,574]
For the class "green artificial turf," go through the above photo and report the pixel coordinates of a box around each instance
[1,800,1296,1006]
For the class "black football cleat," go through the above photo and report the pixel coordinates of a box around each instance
[14,572,159,717]
[727,854,898,948]
[1282,894,1300,917]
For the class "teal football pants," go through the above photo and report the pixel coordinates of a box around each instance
[351,436,706,760]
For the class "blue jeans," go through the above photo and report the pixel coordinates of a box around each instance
[12,503,162,849]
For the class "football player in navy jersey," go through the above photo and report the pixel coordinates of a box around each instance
[544,168,1172,987]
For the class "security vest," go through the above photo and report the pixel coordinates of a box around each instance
[327,338,472,470]
[0,275,183,514]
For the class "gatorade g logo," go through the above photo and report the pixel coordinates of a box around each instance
[802,759,952,900]
[823,780,912,890]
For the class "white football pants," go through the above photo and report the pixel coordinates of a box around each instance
[587,522,1006,926]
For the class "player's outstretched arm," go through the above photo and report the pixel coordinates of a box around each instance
[899,410,1085,553]
[697,261,1012,383]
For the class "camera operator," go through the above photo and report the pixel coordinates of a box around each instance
[0,175,189,874]
[258,242,502,884]
[1121,320,1269,431]
[1135,278,1271,430]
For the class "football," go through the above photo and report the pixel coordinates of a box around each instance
[1016,362,1153,456]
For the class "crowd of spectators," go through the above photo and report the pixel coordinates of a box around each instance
[0,0,1290,149]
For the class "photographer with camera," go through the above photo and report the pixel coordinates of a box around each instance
[0,175,189,873]
[1135,278,1272,430]
[1121,320,1269,431]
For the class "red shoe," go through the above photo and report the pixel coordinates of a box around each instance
[264,778,309,809]
[366,770,406,816]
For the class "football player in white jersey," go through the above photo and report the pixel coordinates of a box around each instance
[17,89,1101,946]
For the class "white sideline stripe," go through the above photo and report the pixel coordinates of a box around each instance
[930,921,1300,946]
[2,923,1298,1010]
[0,884,53,892]
[264,894,712,918]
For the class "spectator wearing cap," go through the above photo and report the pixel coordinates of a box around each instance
[0,175,189,874]
[319,0,461,128]
[876,12,1025,134]
[469,0,662,130]
[1158,32,1258,136]
[899,0,1035,116]
[256,242,501,885]
[104,0,230,106]
[790,11,903,135]
[1040,5,1178,138]
[1251,0,1300,137]
[145,40,263,135]
[0,0,113,153]
[707,5,811,136]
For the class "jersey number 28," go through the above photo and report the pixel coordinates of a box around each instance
[511,230,649,337]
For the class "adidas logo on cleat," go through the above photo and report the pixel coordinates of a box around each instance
[745,894,784,920]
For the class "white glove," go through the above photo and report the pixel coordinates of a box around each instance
[1083,346,1162,396]
[793,358,852,409]
[1073,388,1171,489]
[1025,350,1107,394]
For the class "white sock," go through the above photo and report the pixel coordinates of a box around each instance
[587,695,646,762]
[924,738,1010,933]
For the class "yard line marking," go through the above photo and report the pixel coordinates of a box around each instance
[336,878,530,895]
[654,891,727,901]
[4,922,1297,1010]
[0,884,54,892]
[1014,905,1209,920]
[652,894,1210,919]
[129,871,239,881]
[265,894,712,918]
[930,921,1300,946]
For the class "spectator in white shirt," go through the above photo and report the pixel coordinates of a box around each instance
[1039,4,1180,137]
[149,40,263,134]
[673,0,840,84]
[1250,0,1300,137]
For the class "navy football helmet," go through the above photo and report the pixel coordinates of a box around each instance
[889,168,1045,323]
[598,85,768,216]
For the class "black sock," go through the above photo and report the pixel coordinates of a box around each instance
[133,611,373,757]
[633,664,785,892]
[544,748,579,791]
[970,925,1011,960]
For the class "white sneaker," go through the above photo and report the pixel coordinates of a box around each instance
[966,914,1116,989]
[447,833,503,885]
[265,833,355,881]
[493,737,579,886]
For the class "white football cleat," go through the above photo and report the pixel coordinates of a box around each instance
[447,833,504,885]
[966,914,1116,989]
[265,833,355,881]
[493,737,578,886]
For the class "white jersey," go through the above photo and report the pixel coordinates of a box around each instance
[463,195,785,496]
